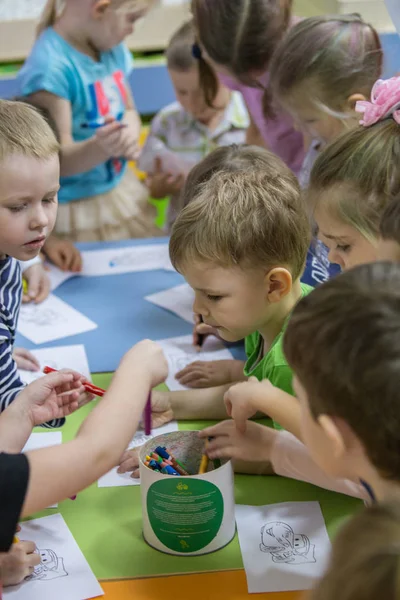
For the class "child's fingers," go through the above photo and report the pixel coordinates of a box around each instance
[130,468,140,479]
[21,293,32,303]
[69,249,83,272]
[199,421,232,439]
[117,451,139,474]
[18,540,37,554]
[34,277,51,304]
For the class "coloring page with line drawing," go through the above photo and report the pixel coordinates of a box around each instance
[18,295,97,345]
[145,284,194,324]
[98,421,179,487]
[235,502,331,594]
[18,344,91,385]
[4,514,103,600]
[155,334,234,391]
[80,244,172,277]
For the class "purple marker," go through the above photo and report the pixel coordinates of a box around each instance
[144,392,152,436]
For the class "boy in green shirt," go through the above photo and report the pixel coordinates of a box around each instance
[118,146,313,474]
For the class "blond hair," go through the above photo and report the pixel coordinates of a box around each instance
[308,119,400,243]
[0,100,59,162]
[37,0,66,36]
[170,153,310,280]
[270,15,382,120]
[311,501,400,600]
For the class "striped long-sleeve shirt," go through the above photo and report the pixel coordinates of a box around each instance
[0,257,64,428]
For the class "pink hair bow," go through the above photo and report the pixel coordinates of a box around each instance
[356,77,400,127]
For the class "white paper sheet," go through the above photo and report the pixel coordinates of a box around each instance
[156,335,233,391]
[46,264,77,292]
[18,295,98,345]
[235,502,331,594]
[4,514,103,600]
[98,420,179,487]
[80,244,172,277]
[19,344,91,385]
[22,432,62,453]
[145,283,194,323]
[22,433,63,508]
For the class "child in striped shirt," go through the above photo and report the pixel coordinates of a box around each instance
[138,20,248,231]
[0,99,91,426]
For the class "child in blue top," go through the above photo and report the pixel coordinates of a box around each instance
[17,0,161,242]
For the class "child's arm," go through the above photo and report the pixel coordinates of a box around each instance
[223,377,303,440]
[25,92,128,177]
[21,340,167,516]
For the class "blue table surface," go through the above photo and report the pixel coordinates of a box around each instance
[15,237,245,373]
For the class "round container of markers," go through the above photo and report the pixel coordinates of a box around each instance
[139,430,236,556]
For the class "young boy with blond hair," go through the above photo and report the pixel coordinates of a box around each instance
[119,148,313,474]
[203,262,400,503]
[0,99,90,424]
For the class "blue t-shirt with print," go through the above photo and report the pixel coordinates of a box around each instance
[17,28,133,203]
[302,239,341,287]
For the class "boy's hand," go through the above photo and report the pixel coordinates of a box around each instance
[147,158,184,198]
[22,263,50,304]
[0,541,41,586]
[200,420,278,462]
[224,377,276,432]
[13,348,40,372]
[119,119,141,161]
[117,447,140,477]
[18,371,83,426]
[43,237,82,272]
[176,360,236,388]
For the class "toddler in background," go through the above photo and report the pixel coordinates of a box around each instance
[17,0,161,242]
[138,20,248,231]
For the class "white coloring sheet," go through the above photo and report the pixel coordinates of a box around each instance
[18,295,98,345]
[235,501,331,593]
[80,244,172,277]
[4,514,103,600]
[18,344,91,385]
[145,283,195,324]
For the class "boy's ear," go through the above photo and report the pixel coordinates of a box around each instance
[265,268,292,303]
[347,93,367,111]
[92,0,111,18]
[317,415,346,460]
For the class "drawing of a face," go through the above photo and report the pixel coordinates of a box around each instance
[260,522,316,565]
[27,548,68,581]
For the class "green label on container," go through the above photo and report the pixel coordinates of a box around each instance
[147,478,224,553]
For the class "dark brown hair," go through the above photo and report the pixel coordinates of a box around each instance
[284,261,400,482]
[311,502,400,600]
[380,197,400,244]
[170,149,310,279]
[191,0,292,107]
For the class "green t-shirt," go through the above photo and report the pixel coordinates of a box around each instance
[243,283,313,429]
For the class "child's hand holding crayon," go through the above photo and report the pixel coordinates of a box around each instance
[0,538,40,586]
